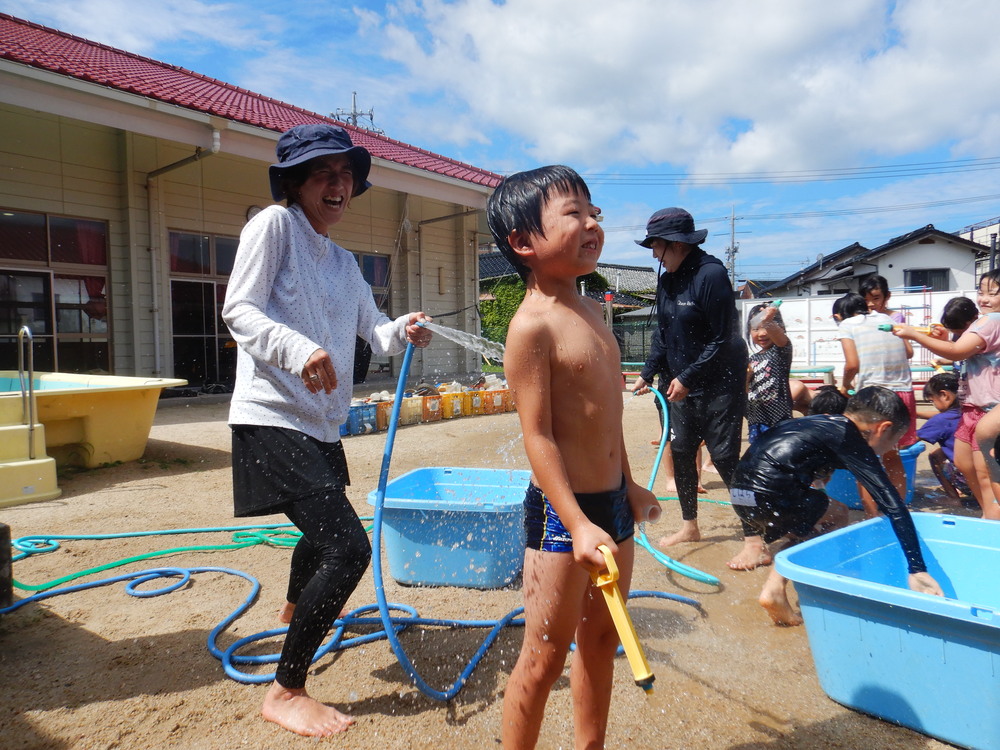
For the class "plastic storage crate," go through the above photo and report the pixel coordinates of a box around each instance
[347,403,377,435]
[368,466,530,588]
[775,513,1000,750]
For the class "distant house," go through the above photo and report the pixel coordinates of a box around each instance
[0,13,501,384]
[762,226,987,298]
[478,251,655,309]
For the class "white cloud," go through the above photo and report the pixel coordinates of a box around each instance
[7,0,266,53]
[367,0,1000,172]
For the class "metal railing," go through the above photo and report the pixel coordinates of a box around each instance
[17,325,35,460]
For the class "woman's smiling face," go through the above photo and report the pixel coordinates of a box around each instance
[296,154,355,234]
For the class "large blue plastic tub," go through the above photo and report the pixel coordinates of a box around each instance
[368,467,530,588]
[776,513,1000,749]
[824,441,925,509]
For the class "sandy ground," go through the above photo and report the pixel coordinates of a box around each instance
[0,385,972,750]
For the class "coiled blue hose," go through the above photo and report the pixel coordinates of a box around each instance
[2,341,703,698]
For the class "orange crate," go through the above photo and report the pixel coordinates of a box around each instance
[468,390,486,415]
[483,390,505,414]
[440,392,464,419]
[375,401,395,431]
[399,396,423,425]
[422,394,442,422]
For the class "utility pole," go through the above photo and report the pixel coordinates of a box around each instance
[724,206,739,286]
[332,92,384,134]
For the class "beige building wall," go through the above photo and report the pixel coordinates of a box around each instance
[1,101,484,382]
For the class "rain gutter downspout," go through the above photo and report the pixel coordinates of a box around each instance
[144,129,221,375]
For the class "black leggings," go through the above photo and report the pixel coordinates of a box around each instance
[275,489,372,690]
[669,384,745,523]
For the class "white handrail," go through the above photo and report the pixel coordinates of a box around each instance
[17,326,35,460]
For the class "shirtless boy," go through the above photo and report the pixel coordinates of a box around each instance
[728,386,943,626]
[487,165,660,749]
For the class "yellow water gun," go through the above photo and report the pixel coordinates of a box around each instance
[591,544,655,694]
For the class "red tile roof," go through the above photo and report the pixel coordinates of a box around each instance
[0,13,502,189]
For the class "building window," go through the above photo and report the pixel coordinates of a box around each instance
[0,209,109,373]
[168,231,235,387]
[351,251,391,377]
[904,268,949,292]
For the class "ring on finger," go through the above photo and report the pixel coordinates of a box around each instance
[309,374,320,381]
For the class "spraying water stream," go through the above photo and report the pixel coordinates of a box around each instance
[422,321,505,362]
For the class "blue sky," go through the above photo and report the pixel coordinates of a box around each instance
[7,0,1000,280]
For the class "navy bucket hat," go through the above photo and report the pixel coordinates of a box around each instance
[635,207,708,247]
[268,124,372,201]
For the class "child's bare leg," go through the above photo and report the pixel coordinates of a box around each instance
[857,483,880,519]
[261,682,353,737]
[758,567,802,626]
[955,439,987,510]
[972,450,1000,520]
[928,450,962,501]
[727,535,772,570]
[658,442,677,493]
[502,548,589,750]
[882,448,907,503]
[571,539,635,750]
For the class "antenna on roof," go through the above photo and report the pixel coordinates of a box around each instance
[332,91,384,134]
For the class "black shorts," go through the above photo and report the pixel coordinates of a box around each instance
[231,425,351,517]
[523,478,635,552]
[729,486,828,543]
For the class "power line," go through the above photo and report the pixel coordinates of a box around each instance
[583,156,1000,186]
[601,192,1000,233]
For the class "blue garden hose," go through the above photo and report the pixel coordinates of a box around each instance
[2,339,704,699]
[633,387,721,587]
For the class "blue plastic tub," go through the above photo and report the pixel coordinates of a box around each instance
[824,441,925,509]
[775,513,1000,749]
[368,467,531,588]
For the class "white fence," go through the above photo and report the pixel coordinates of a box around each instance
[738,289,976,379]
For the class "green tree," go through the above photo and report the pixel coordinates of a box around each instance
[480,277,524,344]
[479,271,612,344]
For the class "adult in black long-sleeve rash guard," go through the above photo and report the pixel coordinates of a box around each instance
[632,212,747,551]
[731,413,926,573]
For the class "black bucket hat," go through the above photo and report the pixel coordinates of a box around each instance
[635,207,707,247]
[269,124,372,201]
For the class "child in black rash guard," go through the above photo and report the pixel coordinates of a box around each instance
[729,386,944,625]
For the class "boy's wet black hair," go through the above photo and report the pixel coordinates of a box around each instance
[940,296,978,330]
[809,384,848,415]
[844,386,910,435]
[858,274,891,298]
[832,292,868,320]
[746,302,786,340]
[923,371,959,399]
[486,165,593,282]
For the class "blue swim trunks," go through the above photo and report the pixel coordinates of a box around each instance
[523,478,635,552]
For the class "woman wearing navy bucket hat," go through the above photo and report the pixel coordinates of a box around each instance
[223,123,433,737]
[630,208,756,568]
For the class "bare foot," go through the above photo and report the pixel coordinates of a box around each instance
[727,540,773,571]
[261,683,354,737]
[658,521,700,547]
[697,485,707,494]
[759,591,803,626]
